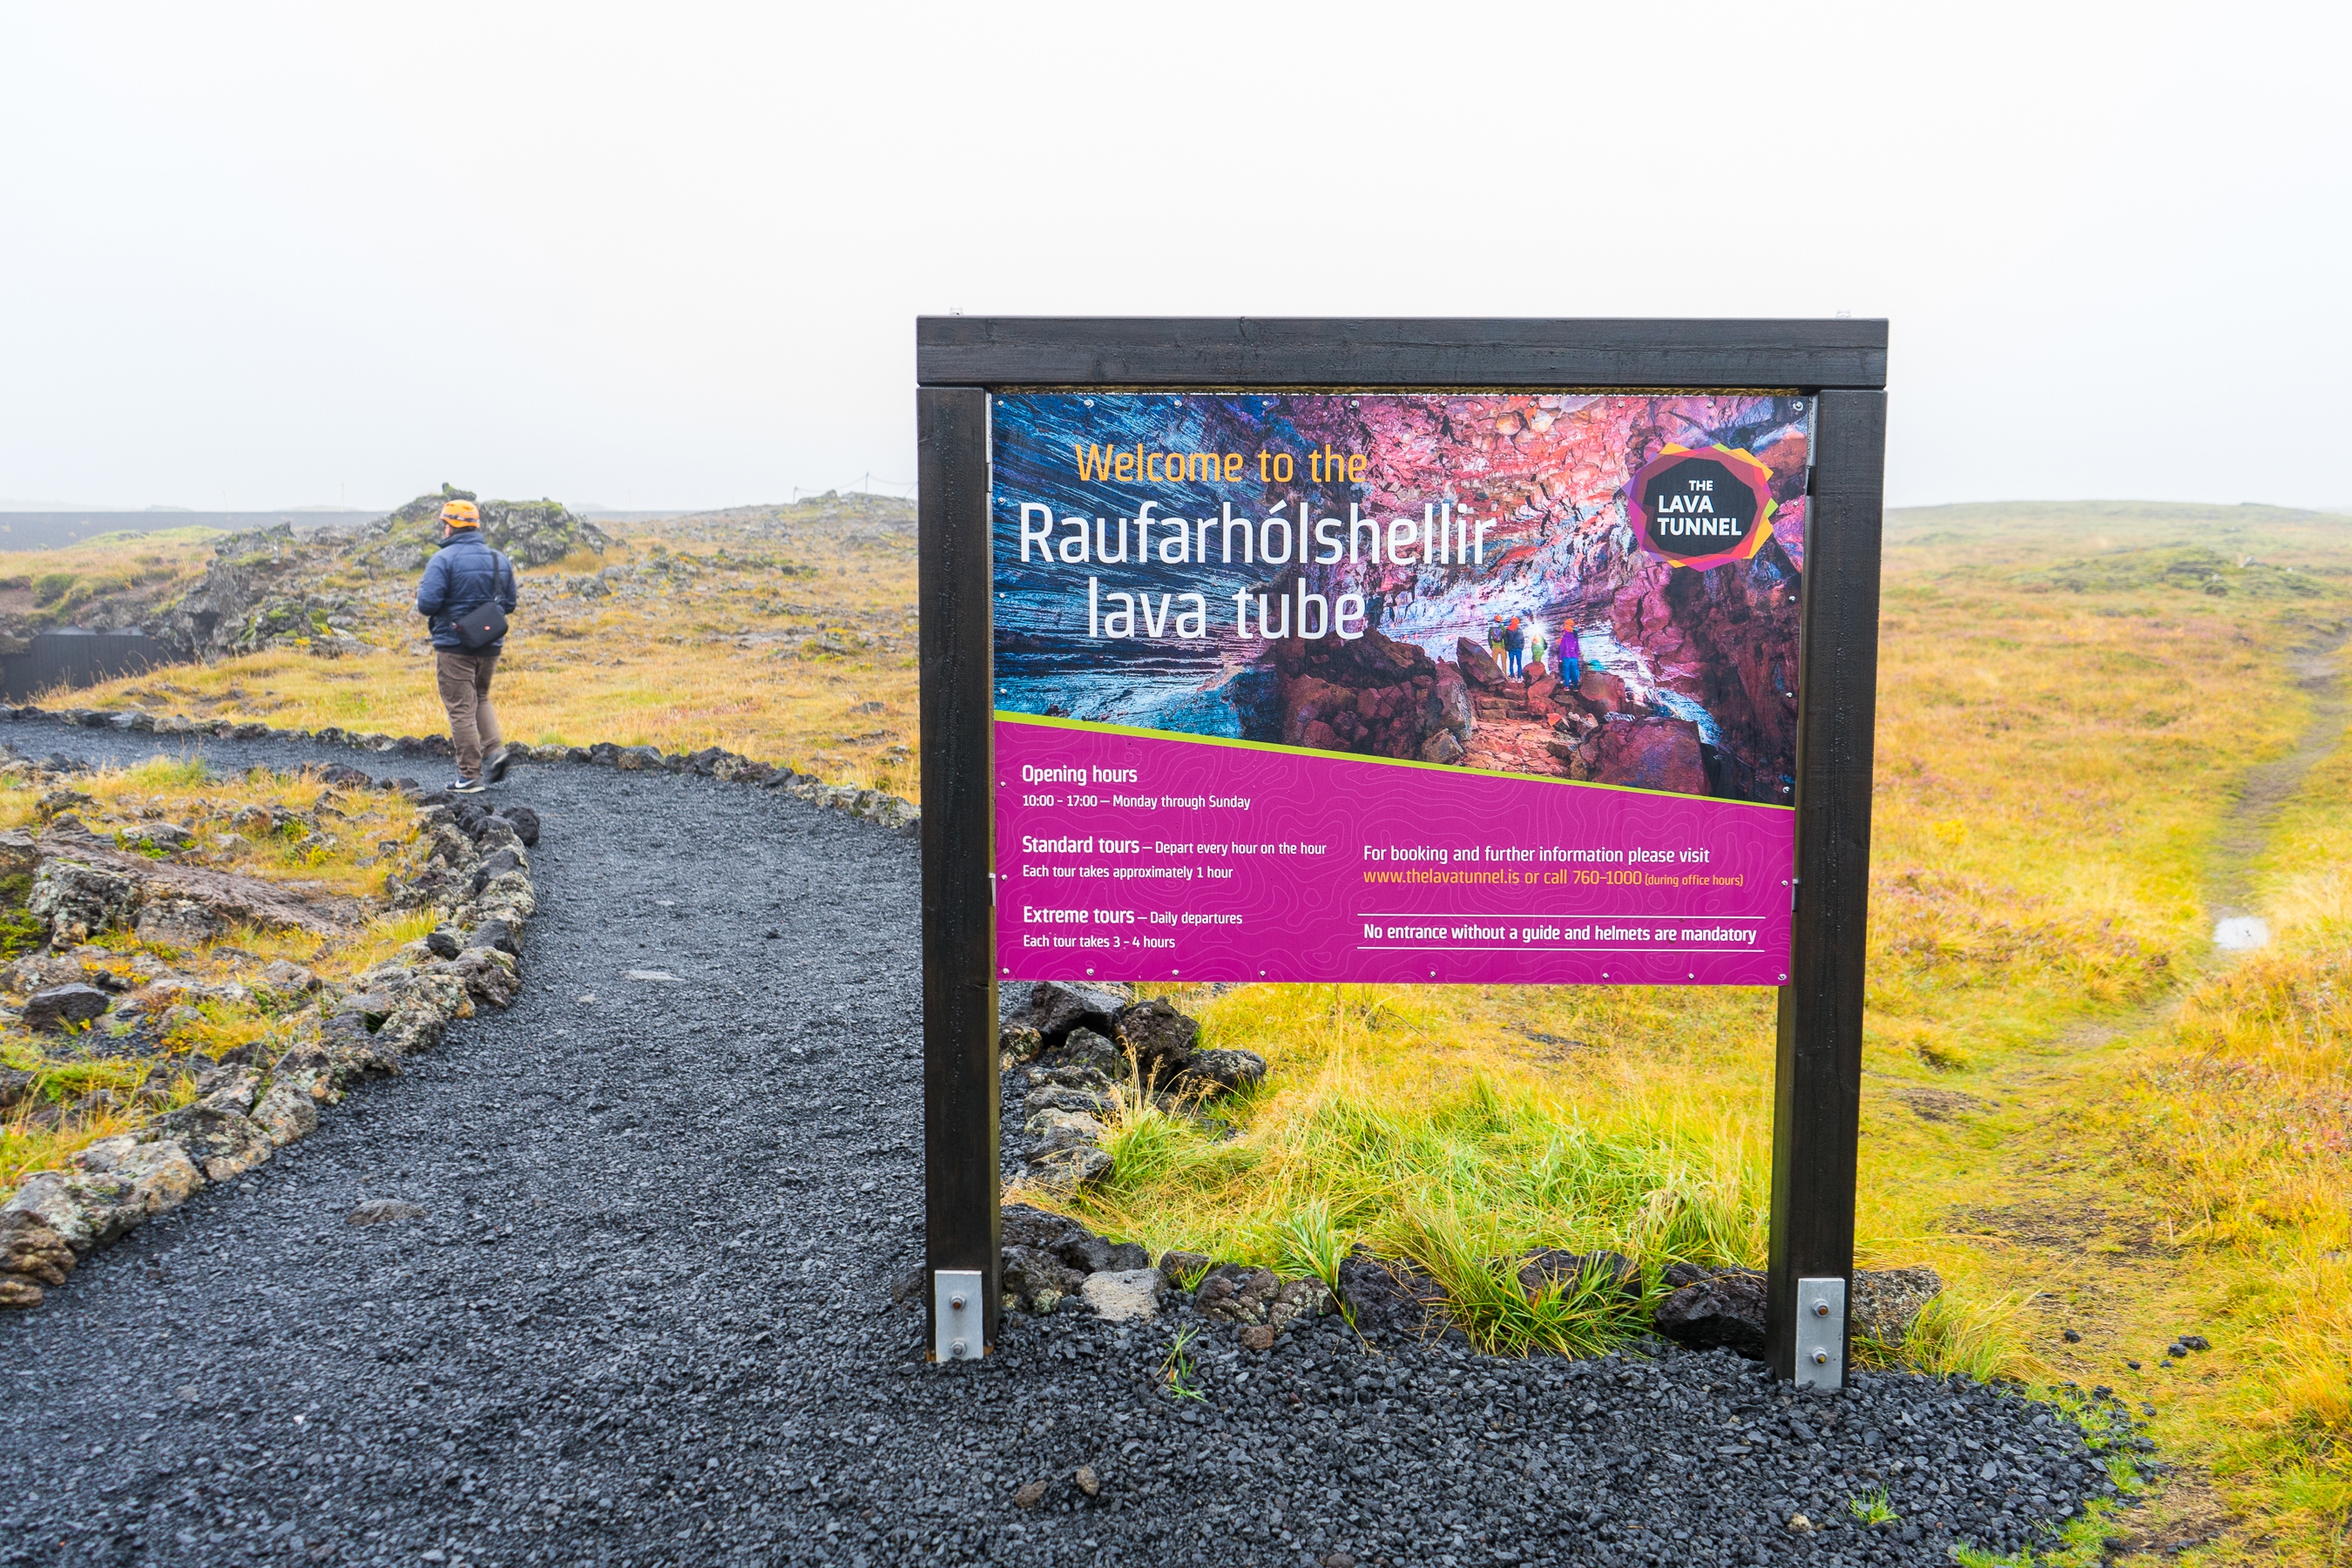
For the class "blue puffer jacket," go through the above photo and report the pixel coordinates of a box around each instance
[415,532,519,652]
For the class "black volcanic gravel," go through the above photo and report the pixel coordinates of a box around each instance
[0,719,2146,1566]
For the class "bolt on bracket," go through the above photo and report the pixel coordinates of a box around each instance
[1794,1275,1846,1389]
[932,1269,983,1362]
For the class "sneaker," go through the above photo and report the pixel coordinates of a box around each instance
[483,747,510,784]
[446,777,485,794]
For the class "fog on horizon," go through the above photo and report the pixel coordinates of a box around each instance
[3,3,2345,516]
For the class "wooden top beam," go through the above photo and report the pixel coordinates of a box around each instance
[916,316,1888,391]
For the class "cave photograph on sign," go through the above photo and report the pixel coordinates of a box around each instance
[993,392,1808,803]
[993,392,1808,990]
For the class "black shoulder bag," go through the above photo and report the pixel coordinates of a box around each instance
[451,602,509,650]
[450,553,514,650]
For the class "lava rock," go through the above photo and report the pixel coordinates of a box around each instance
[1112,997,1200,1081]
[1036,1061,1112,1091]
[1514,1247,1640,1302]
[1653,1263,1767,1359]
[130,821,196,851]
[1001,1205,1146,1277]
[248,1082,316,1146]
[1030,1146,1112,1187]
[53,1133,206,1247]
[133,896,221,950]
[346,1199,427,1227]
[470,847,525,895]
[1179,1047,1267,1096]
[464,919,520,956]
[1019,981,1127,1044]
[496,805,541,847]
[27,860,141,947]
[1196,1264,1282,1323]
[153,1103,274,1182]
[1001,1245,1085,1315]
[1158,1249,1211,1285]
[1335,1246,1448,1342]
[1274,628,1441,760]
[0,1211,76,1293]
[1025,1108,1106,1152]
[1268,1276,1337,1331]
[23,983,111,1031]
[1022,1084,1108,1117]
[0,830,37,881]
[1056,1026,1122,1078]
[257,960,321,996]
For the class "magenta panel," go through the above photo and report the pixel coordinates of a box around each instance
[996,717,1793,988]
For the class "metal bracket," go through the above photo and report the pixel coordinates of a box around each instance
[1794,1275,1846,1389]
[932,1269,984,1362]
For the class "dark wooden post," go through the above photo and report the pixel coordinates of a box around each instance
[1765,389,1888,1386]
[918,385,1000,1358]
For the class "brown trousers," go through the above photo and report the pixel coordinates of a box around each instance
[434,648,503,780]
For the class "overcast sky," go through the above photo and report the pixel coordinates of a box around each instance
[3,3,2345,513]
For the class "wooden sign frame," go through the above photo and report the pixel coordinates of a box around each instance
[917,317,1887,1382]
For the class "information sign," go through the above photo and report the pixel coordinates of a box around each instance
[916,319,1888,1387]
[990,393,1809,989]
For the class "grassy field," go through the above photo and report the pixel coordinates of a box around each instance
[43,497,2352,1561]
[0,531,220,632]
[62,496,921,798]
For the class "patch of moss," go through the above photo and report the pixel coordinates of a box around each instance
[0,871,44,958]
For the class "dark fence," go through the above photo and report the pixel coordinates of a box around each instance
[2,630,166,702]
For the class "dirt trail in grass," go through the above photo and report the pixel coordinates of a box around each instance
[2200,629,2349,924]
[1910,631,2350,1562]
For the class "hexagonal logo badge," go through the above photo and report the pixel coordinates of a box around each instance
[1627,443,1778,570]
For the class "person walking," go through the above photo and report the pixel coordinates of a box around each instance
[414,498,519,794]
[1559,620,1585,688]
[1504,616,1525,679]
[1530,622,1550,674]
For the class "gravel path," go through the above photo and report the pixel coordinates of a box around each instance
[0,720,2141,1567]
